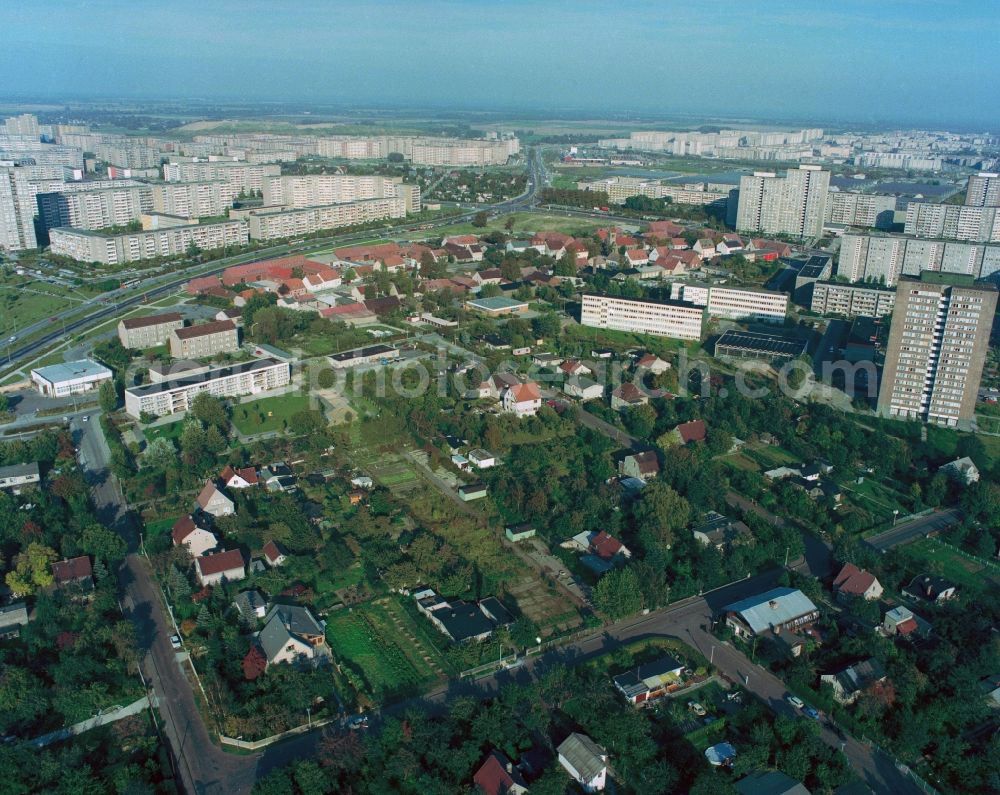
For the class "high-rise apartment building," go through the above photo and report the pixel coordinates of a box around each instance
[824,191,896,229]
[37,185,152,234]
[904,203,1000,242]
[965,173,1000,207]
[0,165,38,250]
[810,282,896,318]
[162,162,280,195]
[736,165,830,238]
[837,232,1000,285]
[878,274,997,427]
[149,181,234,217]
[260,174,418,209]
[2,114,40,138]
[49,218,248,264]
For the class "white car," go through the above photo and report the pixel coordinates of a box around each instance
[786,695,805,709]
[169,634,182,650]
[687,701,707,717]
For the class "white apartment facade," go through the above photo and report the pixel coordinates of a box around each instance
[247,197,407,241]
[162,161,280,194]
[904,203,1000,242]
[0,164,38,250]
[705,286,788,323]
[149,181,234,217]
[837,232,1000,285]
[810,282,896,318]
[37,185,151,232]
[168,319,240,358]
[580,294,704,341]
[578,176,728,207]
[965,173,1000,207]
[124,358,291,418]
[49,218,249,264]
[736,165,830,238]
[824,191,896,229]
[118,312,185,349]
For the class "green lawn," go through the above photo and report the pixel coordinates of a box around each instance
[325,603,443,698]
[0,282,81,334]
[901,537,1000,591]
[740,442,799,469]
[144,418,187,445]
[231,394,313,435]
[144,516,181,541]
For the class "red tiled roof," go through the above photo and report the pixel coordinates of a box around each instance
[320,303,371,317]
[474,751,526,795]
[173,319,236,340]
[52,555,92,584]
[335,242,401,262]
[613,382,646,403]
[262,540,284,563]
[896,617,918,636]
[186,275,222,294]
[677,419,707,444]
[196,481,228,509]
[591,530,623,560]
[509,382,541,402]
[196,549,244,577]
[121,312,183,330]
[833,563,878,596]
[172,515,198,544]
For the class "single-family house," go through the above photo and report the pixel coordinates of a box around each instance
[0,602,30,639]
[832,563,883,602]
[221,465,258,489]
[560,359,592,378]
[51,556,94,592]
[666,419,707,446]
[0,462,41,493]
[883,605,930,638]
[195,549,246,586]
[735,771,810,795]
[196,481,235,517]
[467,449,497,469]
[557,733,608,793]
[501,382,542,417]
[414,590,513,642]
[610,382,649,410]
[262,540,288,567]
[904,574,958,604]
[613,655,685,705]
[939,456,980,485]
[723,587,819,640]
[172,515,217,558]
[505,523,536,542]
[692,511,752,553]
[564,375,605,401]
[979,674,1000,708]
[636,353,670,374]
[620,451,660,481]
[232,590,268,623]
[458,483,489,502]
[474,750,528,795]
[821,657,887,705]
[694,238,717,258]
[257,609,318,668]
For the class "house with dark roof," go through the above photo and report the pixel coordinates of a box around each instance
[667,419,707,446]
[414,590,513,642]
[0,602,30,639]
[51,556,94,592]
[473,750,528,795]
[256,604,326,668]
[610,381,649,410]
[232,590,268,624]
[0,462,41,493]
[735,770,811,795]
[558,733,608,792]
[832,563,883,602]
[723,587,819,640]
[821,657,887,705]
[904,574,958,604]
[692,512,752,553]
[883,605,931,638]
[613,655,685,705]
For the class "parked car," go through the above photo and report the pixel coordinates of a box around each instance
[687,701,707,717]
[347,715,369,730]
[169,634,182,649]
[786,695,804,709]
[803,706,821,721]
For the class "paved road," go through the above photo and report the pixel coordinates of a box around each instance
[865,508,962,552]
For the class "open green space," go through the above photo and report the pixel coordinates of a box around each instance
[143,417,187,445]
[901,536,1000,591]
[0,284,80,335]
[231,394,312,435]
[325,601,445,697]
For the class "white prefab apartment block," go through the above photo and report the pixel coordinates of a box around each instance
[904,203,1000,243]
[837,232,1000,286]
[705,286,788,323]
[49,218,249,264]
[246,197,407,241]
[117,312,185,349]
[124,358,291,418]
[31,359,113,397]
[580,294,704,341]
[810,281,896,318]
[736,165,830,239]
[168,319,240,358]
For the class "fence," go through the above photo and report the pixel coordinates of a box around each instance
[219,714,337,751]
[29,696,150,748]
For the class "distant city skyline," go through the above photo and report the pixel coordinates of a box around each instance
[3,0,999,129]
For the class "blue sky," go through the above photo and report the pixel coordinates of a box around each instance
[4,0,998,128]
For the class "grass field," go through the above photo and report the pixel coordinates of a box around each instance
[901,537,1000,591]
[325,601,446,698]
[403,212,620,241]
[232,394,312,435]
[144,418,187,445]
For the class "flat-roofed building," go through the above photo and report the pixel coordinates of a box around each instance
[124,358,291,418]
[714,329,808,365]
[49,218,248,264]
[36,184,151,234]
[824,191,896,229]
[169,319,240,359]
[736,166,830,239]
[118,312,184,349]
[810,281,896,318]
[31,359,113,397]
[965,172,1000,207]
[904,203,1000,242]
[837,232,1000,285]
[0,462,41,493]
[149,180,233,217]
[706,286,788,323]
[162,161,280,194]
[581,293,704,341]
[878,273,998,427]
[578,176,728,207]
[246,197,406,241]
[328,344,399,369]
[260,174,417,208]
[465,296,529,316]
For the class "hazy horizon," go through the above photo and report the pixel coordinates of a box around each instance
[5,0,999,130]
